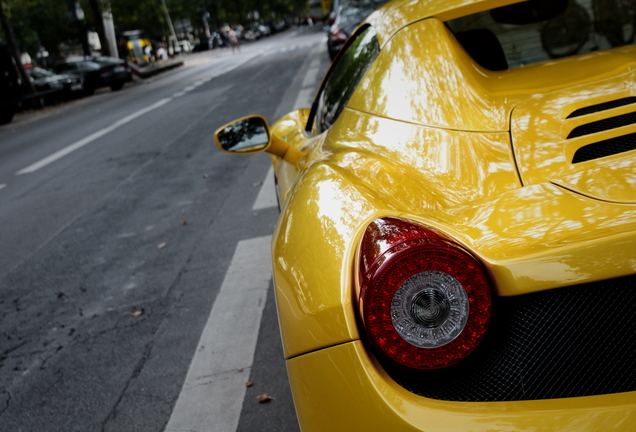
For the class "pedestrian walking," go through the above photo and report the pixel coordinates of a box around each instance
[229,27,240,53]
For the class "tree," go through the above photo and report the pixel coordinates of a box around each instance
[87,0,111,56]
[0,0,37,96]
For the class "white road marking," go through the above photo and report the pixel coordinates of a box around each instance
[16,52,262,176]
[253,166,277,210]
[164,235,272,432]
[301,62,321,88]
[294,87,315,110]
[0,184,7,190]
[15,98,172,175]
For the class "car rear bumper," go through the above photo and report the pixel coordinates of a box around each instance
[287,340,636,431]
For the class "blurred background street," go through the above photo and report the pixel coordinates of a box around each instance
[0,23,330,431]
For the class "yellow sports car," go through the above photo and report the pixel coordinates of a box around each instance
[215,0,636,430]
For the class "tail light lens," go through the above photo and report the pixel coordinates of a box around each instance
[98,66,112,77]
[358,217,492,370]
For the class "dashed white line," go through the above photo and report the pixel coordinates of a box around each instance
[164,235,273,432]
[15,51,263,176]
[294,87,315,110]
[253,166,277,210]
[15,98,172,175]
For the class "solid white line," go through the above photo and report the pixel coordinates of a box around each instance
[165,235,272,432]
[253,166,277,210]
[16,98,172,175]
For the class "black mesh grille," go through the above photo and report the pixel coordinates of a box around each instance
[567,97,636,118]
[572,133,636,163]
[377,274,636,402]
[567,112,636,138]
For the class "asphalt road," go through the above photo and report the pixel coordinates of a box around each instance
[0,25,330,431]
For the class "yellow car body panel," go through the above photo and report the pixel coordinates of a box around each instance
[288,341,636,432]
[271,109,636,356]
[269,15,636,357]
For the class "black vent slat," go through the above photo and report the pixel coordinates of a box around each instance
[378,275,636,402]
[572,133,636,163]
[567,97,636,118]
[567,111,636,138]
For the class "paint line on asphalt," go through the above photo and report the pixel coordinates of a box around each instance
[0,184,7,190]
[165,235,272,432]
[15,98,172,175]
[253,166,277,210]
[294,87,315,110]
[301,64,321,88]
[16,52,264,177]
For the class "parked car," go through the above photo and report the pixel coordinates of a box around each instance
[0,43,23,124]
[26,67,84,102]
[327,0,389,60]
[51,56,132,95]
[242,27,261,41]
[215,0,636,430]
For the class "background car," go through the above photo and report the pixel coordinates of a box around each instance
[216,0,636,430]
[26,66,84,102]
[51,56,132,95]
[327,0,389,59]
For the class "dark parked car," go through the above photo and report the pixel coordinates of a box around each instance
[26,67,84,102]
[327,0,389,60]
[0,44,23,124]
[51,56,132,95]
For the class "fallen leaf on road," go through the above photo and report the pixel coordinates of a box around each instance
[246,382,254,387]
[252,181,262,187]
[256,394,275,403]
[203,174,210,179]
[180,220,187,226]
[130,309,145,317]
[158,242,166,249]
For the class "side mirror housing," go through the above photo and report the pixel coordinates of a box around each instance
[215,115,271,153]
[214,115,309,168]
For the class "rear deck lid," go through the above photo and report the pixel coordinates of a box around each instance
[511,65,636,202]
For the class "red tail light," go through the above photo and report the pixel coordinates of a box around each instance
[358,217,492,370]
[331,28,348,43]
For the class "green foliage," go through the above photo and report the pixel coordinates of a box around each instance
[110,0,168,40]
[1,0,78,58]
[1,0,310,60]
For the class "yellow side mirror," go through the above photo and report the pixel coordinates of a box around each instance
[214,115,270,153]
[214,115,309,168]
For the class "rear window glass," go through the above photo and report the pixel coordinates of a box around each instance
[316,25,380,132]
[446,0,636,70]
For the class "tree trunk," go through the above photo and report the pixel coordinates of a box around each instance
[88,0,111,57]
[0,1,37,96]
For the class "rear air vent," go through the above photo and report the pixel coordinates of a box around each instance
[567,97,636,118]
[567,111,636,138]
[566,98,636,163]
[572,133,636,163]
